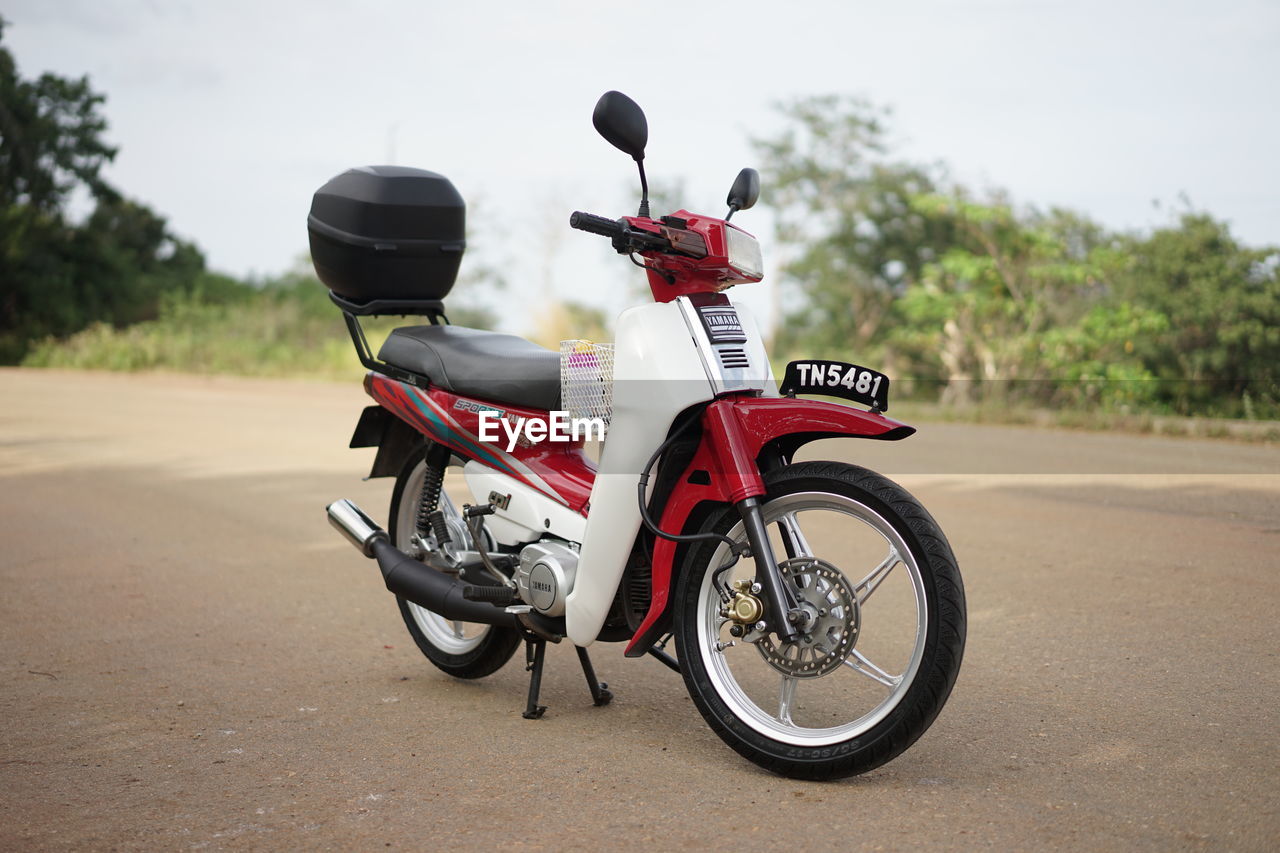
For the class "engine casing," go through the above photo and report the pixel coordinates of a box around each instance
[515,541,579,617]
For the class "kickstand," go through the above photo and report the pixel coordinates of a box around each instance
[523,638,548,719]
[576,646,614,707]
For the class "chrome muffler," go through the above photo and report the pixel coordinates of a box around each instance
[327,499,387,557]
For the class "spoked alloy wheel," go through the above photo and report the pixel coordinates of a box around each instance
[675,461,965,779]
[389,448,521,678]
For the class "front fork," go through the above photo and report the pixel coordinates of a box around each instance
[736,496,802,642]
[711,409,800,643]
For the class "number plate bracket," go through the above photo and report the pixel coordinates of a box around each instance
[778,359,890,412]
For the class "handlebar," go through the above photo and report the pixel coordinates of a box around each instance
[569,211,671,253]
[569,211,624,238]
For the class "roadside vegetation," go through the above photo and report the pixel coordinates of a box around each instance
[754,96,1279,420]
[20,271,390,379]
[3,22,1276,427]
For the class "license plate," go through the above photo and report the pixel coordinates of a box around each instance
[779,360,890,412]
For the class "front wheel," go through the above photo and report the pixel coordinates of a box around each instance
[675,461,966,779]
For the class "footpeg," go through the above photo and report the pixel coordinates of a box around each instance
[462,584,516,606]
[426,509,452,545]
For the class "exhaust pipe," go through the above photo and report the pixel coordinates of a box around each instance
[326,499,519,628]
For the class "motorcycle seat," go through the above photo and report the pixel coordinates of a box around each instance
[377,325,561,412]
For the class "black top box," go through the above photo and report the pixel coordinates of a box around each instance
[308,166,465,305]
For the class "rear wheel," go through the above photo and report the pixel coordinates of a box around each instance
[674,461,966,779]
[389,447,521,679]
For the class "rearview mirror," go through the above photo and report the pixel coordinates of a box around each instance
[592,91,648,161]
[726,168,760,220]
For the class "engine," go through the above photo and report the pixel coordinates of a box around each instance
[515,540,579,617]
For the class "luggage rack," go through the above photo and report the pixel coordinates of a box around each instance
[330,291,446,388]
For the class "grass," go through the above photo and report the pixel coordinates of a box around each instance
[22,286,397,381]
[21,291,1278,444]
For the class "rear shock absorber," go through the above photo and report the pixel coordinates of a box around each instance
[416,442,454,545]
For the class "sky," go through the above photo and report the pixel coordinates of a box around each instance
[5,0,1279,333]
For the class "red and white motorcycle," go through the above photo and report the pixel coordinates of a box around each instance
[318,91,965,779]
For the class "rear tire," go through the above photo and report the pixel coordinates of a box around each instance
[389,446,522,679]
[674,461,966,779]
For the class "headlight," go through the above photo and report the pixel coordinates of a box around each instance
[725,224,763,279]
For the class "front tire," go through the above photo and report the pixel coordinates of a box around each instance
[389,446,522,679]
[674,461,966,779]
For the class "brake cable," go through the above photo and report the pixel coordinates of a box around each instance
[635,411,751,564]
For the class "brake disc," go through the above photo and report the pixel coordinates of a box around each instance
[757,558,860,678]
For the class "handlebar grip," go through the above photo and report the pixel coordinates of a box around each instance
[569,211,624,237]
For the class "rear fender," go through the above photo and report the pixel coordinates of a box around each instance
[623,396,913,657]
[349,405,422,479]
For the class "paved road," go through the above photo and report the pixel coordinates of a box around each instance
[1,369,1277,851]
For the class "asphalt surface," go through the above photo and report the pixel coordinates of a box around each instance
[1,369,1277,851]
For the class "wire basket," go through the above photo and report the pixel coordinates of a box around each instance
[560,340,615,430]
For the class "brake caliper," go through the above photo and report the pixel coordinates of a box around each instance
[722,578,765,638]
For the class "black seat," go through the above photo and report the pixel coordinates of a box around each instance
[377,325,561,411]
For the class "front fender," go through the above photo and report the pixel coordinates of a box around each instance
[724,395,915,463]
[623,396,913,657]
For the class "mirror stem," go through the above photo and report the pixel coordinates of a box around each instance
[636,159,650,218]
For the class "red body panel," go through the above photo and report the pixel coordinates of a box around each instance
[365,373,595,513]
[623,210,763,302]
[623,396,913,655]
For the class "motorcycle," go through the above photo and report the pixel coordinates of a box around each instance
[316,91,965,780]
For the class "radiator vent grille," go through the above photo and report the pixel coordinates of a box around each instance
[718,347,750,370]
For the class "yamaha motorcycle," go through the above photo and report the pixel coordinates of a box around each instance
[316,92,965,780]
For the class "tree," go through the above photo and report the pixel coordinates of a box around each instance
[753,95,956,358]
[1105,212,1280,415]
[890,193,1178,407]
[754,96,1170,410]
[0,20,206,362]
[0,18,116,212]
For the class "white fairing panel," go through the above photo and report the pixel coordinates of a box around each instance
[565,301,715,645]
[463,461,587,545]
